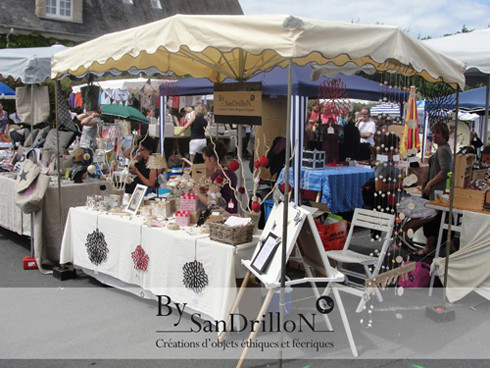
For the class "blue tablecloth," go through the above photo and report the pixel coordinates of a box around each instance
[278,166,374,213]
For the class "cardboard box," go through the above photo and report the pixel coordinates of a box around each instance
[453,187,484,211]
[174,127,190,137]
[192,163,211,183]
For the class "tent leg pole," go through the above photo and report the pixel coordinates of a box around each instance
[55,81,63,247]
[277,58,293,368]
[484,76,489,145]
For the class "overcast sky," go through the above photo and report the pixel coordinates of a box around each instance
[238,0,490,39]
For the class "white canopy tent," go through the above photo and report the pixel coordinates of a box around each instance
[71,77,169,96]
[0,44,68,274]
[370,102,402,118]
[423,28,490,144]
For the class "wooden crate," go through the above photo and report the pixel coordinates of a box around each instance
[453,187,484,211]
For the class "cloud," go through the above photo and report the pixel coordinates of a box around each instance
[238,0,490,38]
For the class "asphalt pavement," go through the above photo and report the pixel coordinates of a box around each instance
[1,218,489,368]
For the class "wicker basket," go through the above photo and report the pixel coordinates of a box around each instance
[209,221,254,245]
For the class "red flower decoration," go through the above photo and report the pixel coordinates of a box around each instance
[280,183,292,193]
[131,245,149,271]
[238,186,246,194]
[254,160,260,169]
[229,160,240,172]
[251,201,261,213]
[259,156,269,167]
[215,176,224,184]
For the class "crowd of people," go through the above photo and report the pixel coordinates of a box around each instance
[305,104,391,163]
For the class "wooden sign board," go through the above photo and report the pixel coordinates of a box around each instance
[214,82,262,125]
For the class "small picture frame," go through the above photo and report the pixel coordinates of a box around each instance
[124,184,147,215]
[251,232,281,274]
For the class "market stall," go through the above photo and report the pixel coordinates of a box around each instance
[50,14,467,362]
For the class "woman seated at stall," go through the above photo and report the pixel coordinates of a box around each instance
[123,136,162,194]
[409,122,455,256]
[193,140,238,214]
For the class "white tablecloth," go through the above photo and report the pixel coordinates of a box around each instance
[0,173,114,267]
[0,173,31,236]
[60,207,257,321]
[433,210,490,302]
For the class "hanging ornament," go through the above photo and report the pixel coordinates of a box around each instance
[131,245,149,271]
[182,260,209,293]
[85,228,109,266]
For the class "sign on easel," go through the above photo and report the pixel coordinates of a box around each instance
[220,202,358,368]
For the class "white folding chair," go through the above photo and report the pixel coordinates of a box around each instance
[325,208,395,312]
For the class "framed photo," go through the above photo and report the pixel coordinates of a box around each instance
[251,232,281,274]
[124,184,147,215]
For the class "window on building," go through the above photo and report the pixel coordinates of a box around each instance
[150,0,162,9]
[46,0,73,19]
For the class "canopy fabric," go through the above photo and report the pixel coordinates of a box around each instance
[163,64,407,102]
[423,28,490,144]
[370,103,402,117]
[425,87,489,113]
[72,78,171,96]
[423,29,490,86]
[0,44,67,84]
[51,14,465,90]
[0,81,15,99]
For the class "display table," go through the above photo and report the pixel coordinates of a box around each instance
[60,207,257,321]
[278,166,374,213]
[427,202,490,302]
[0,173,113,265]
[0,173,31,236]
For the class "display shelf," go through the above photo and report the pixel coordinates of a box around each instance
[454,154,474,188]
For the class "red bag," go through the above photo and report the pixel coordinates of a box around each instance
[398,262,431,288]
[314,219,348,251]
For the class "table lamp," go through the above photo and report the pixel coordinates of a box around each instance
[146,153,167,196]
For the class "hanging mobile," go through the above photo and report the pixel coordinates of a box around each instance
[131,224,149,272]
[85,213,109,266]
[182,240,209,293]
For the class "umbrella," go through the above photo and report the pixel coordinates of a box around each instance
[0,81,15,99]
[400,86,420,157]
[101,104,149,123]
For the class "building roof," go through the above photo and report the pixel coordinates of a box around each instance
[0,0,243,43]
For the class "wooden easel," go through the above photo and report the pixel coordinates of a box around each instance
[219,203,358,368]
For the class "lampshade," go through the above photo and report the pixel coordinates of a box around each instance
[146,154,167,170]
